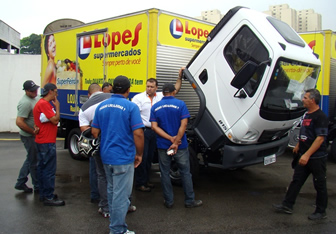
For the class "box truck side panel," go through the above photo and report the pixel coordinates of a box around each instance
[41,12,151,118]
[155,11,214,117]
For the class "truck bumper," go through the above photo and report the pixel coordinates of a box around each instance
[219,136,289,169]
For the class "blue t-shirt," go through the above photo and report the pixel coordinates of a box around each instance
[150,96,190,149]
[92,94,144,165]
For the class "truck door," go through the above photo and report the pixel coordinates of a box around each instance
[187,23,272,149]
[76,28,108,105]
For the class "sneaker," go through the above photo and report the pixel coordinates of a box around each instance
[98,207,110,218]
[43,196,65,206]
[146,183,155,188]
[135,185,151,192]
[15,184,33,193]
[272,204,293,214]
[164,201,174,209]
[124,230,135,234]
[308,212,327,220]
[185,200,203,208]
[128,205,136,213]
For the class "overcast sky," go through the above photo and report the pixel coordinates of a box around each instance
[2,0,334,38]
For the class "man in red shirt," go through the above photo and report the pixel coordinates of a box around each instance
[33,83,65,206]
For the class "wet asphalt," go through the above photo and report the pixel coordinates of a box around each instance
[1,132,336,234]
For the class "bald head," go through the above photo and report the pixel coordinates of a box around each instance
[88,83,102,96]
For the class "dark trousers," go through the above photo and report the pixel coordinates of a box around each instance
[36,143,57,200]
[283,157,328,213]
[135,128,156,187]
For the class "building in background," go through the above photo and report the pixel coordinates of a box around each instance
[263,4,321,32]
[0,20,20,54]
[298,9,322,32]
[198,5,322,33]
[196,9,223,24]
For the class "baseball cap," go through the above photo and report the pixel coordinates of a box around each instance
[23,80,39,91]
[162,83,176,93]
[113,75,131,93]
[41,83,57,97]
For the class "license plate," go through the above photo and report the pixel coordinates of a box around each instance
[264,154,276,165]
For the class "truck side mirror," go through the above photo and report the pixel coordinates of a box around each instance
[230,61,258,90]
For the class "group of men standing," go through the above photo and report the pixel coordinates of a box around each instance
[14,72,329,233]
[15,81,65,206]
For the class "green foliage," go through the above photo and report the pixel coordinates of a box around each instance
[20,34,41,54]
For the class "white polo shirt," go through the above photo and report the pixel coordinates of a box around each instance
[132,91,163,128]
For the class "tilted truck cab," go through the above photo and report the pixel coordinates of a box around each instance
[183,7,321,169]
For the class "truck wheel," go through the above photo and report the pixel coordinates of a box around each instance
[329,140,336,162]
[67,128,86,160]
[170,146,199,185]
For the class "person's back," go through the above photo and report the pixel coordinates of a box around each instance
[91,75,144,234]
[151,96,189,150]
[94,94,141,165]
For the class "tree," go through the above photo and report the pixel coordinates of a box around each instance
[20,34,41,54]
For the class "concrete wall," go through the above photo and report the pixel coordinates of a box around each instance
[0,54,41,132]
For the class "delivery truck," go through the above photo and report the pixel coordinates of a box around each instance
[41,7,321,179]
[288,30,336,161]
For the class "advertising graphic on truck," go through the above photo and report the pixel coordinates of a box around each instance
[41,9,214,160]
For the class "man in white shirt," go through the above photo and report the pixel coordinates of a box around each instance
[132,68,184,192]
[79,83,112,217]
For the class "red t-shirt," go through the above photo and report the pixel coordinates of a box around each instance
[33,98,57,144]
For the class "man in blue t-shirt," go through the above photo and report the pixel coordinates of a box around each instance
[273,89,328,220]
[92,75,144,234]
[150,83,202,209]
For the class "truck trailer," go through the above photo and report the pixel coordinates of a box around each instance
[41,7,321,178]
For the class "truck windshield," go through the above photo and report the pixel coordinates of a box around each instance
[260,58,320,121]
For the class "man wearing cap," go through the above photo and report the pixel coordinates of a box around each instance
[131,68,184,192]
[150,83,202,209]
[14,80,40,193]
[33,83,65,206]
[92,75,144,234]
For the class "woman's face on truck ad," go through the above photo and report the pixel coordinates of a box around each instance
[47,35,56,59]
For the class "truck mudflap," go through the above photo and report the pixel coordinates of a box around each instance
[220,136,289,169]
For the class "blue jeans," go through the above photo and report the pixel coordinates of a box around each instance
[15,135,39,190]
[158,148,195,205]
[89,157,99,200]
[104,163,134,234]
[283,157,328,213]
[135,128,156,187]
[36,143,57,200]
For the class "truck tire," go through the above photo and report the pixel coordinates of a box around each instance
[170,146,199,185]
[67,128,86,160]
[330,140,336,162]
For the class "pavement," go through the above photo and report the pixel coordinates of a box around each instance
[1,132,336,234]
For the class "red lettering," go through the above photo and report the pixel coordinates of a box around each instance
[184,21,209,39]
[94,35,102,48]
[191,27,197,36]
[197,28,203,39]
[185,21,191,34]
[92,23,142,50]
[132,23,142,47]
[122,30,132,45]
[111,32,121,50]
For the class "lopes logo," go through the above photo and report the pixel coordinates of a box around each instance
[170,19,183,39]
[78,36,92,60]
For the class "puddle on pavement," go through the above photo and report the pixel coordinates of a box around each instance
[56,173,85,183]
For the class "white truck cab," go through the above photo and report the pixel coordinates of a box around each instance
[184,7,321,169]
